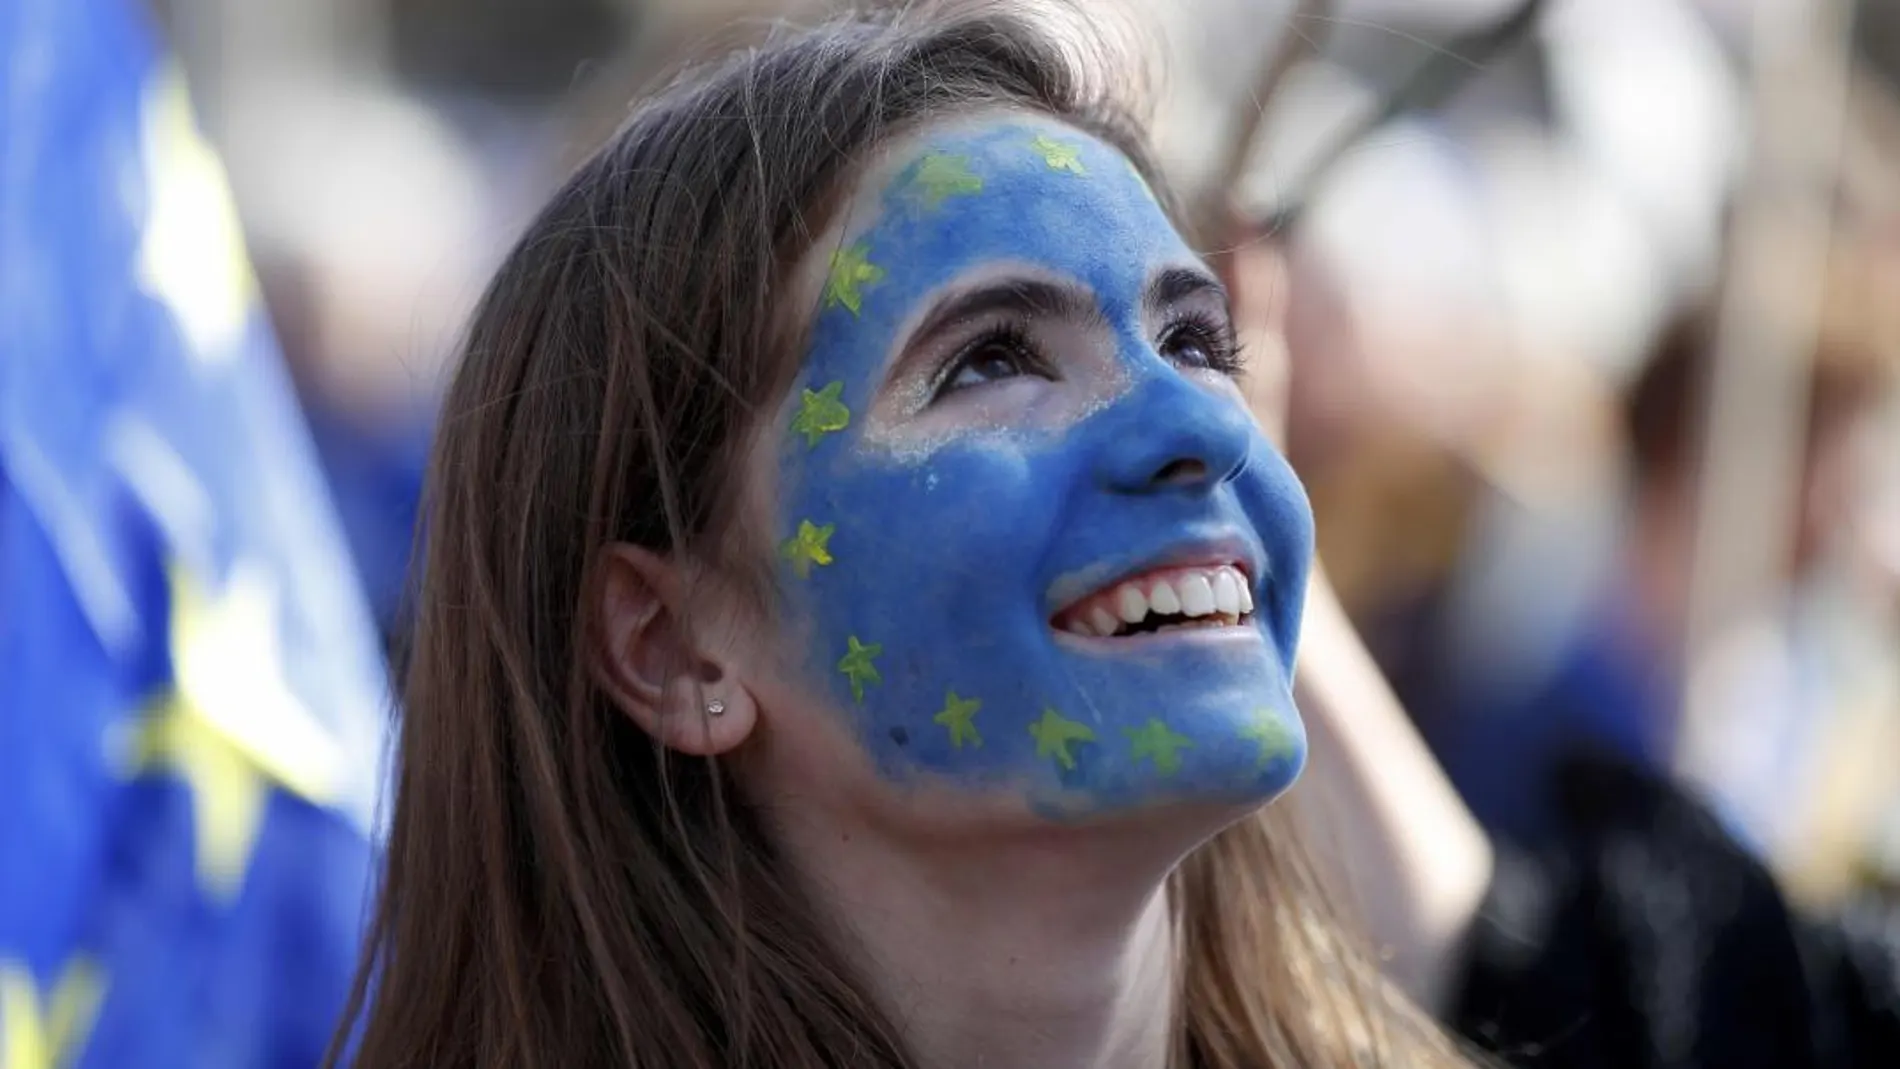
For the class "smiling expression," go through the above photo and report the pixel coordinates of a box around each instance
[773,116,1314,817]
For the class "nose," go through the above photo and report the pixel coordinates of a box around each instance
[1093,372,1253,495]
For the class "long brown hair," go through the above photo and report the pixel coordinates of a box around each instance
[333,3,1477,1066]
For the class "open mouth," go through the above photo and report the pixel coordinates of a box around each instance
[1050,562,1255,639]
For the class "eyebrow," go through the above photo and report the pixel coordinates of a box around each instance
[905,267,1227,348]
[905,277,1106,351]
[1146,266,1228,312]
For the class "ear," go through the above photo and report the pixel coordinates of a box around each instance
[591,543,757,756]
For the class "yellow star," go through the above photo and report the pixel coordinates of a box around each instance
[136,66,258,364]
[780,520,836,579]
[933,690,983,749]
[1030,134,1086,175]
[123,563,346,899]
[1028,708,1096,771]
[790,381,852,448]
[824,242,885,316]
[0,957,105,1069]
[1240,710,1299,769]
[905,153,984,210]
[1125,719,1194,776]
[837,635,883,704]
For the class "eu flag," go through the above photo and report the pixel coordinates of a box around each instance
[0,0,391,1066]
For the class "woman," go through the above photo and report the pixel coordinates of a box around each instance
[332,4,1479,1067]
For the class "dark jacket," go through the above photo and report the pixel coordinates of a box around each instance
[1451,755,1900,1069]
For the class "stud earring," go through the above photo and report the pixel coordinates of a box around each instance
[705,698,727,717]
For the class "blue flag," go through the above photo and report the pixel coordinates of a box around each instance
[0,0,391,1066]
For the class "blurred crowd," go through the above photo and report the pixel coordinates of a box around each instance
[157,0,1900,908]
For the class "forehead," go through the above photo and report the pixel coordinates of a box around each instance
[803,115,1192,330]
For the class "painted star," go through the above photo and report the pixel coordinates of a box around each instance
[824,241,886,316]
[0,956,105,1069]
[1125,719,1193,776]
[124,563,345,899]
[837,635,883,704]
[906,153,984,209]
[933,690,983,749]
[1240,710,1299,769]
[1028,708,1096,771]
[1030,134,1086,175]
[780,519,836,579]
[791,381,852,448]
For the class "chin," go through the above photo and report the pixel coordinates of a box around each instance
[851,731,1304,849]
[1024,752,1306,827]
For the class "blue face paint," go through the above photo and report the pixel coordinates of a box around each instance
[775,117,1314,816]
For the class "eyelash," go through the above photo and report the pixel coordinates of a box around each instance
[1157,311,1246,377]
[927,312,1247,403]
[929,323,1051,400]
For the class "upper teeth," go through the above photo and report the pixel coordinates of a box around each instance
[1058,565,1254,638]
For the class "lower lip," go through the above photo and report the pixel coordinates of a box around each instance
[1049,621,1264,653]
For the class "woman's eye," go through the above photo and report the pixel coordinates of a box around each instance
[1158,318,1241,375]
[938,335,1043,395]
[1160,329,1212,367]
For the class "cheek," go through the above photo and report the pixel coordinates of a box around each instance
[796,442,1053,608]
[1236,442,1316,667]
[776,439,1065,708]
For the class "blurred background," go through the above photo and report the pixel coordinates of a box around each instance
[156,0,1900,898]
[4,0,1897,1062]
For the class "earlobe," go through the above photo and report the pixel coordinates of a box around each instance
[591,543,758,756]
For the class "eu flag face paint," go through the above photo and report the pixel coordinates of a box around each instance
[775,117,1313,817]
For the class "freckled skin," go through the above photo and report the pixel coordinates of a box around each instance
[775,118,1313,816]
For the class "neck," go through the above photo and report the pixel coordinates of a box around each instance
[773,810,1183,1069]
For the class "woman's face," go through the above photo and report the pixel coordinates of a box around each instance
[751,115,1313,821]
